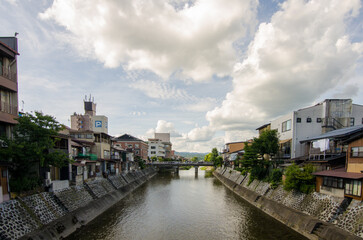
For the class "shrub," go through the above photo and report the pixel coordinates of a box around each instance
[284,164,315,194]
[269,168,282,189]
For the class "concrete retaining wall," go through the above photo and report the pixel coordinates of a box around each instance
[0,168,157,240]
[213,167,362,240]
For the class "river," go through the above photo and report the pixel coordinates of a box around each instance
[67,169,307,240]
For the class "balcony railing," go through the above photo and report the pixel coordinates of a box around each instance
[0,66,17,82]
[0,101,17,115]
[76,153,98,160]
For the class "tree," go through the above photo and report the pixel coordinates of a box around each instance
[0,112,71,192]
[204,153,211,162]
[253,129,279,160]
[284,164,315,194]
[191,156,198,162]
[206,148,222,167]
[135,156,145,169]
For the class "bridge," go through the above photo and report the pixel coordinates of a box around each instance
[146,161,214,174]
[146,161,214,167]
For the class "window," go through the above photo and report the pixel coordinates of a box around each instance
[151,146,156,149]
[307,117,312,123]
[127,144,133,148]
[151,151,156,154]
[86,134,93,139]
[296,118,301,123]
[282,119,291,132]
[323,177,343,189]
[135,144,139,148]
[135,150,140,154]
[350,118,355,127]
[345,179,362,197]
[351,147,363,157]
[317,118,322,123]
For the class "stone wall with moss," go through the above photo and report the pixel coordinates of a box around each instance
[214,167,363,240]
[0,168,157,240]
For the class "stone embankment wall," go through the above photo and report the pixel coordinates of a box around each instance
[214,167,363,240]
[0,168,157,240]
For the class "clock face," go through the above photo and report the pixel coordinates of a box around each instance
[95,120,102,128]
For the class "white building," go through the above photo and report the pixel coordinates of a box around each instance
[154,133,172,158]
[267,99,363,160]
[148,138,166,159]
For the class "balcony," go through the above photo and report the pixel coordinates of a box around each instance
[76,153,98,160]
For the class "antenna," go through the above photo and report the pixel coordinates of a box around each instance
[21,100,24,112]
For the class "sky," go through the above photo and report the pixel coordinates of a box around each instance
[1,0,363,153]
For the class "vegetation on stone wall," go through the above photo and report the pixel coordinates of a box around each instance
[235,129,279,185]
[283,164,315,194]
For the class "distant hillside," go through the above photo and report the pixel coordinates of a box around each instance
[175,152,207,160]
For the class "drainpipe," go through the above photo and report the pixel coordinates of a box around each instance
[293,111,297,158]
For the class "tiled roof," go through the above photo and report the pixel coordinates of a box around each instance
[313,168,363,179]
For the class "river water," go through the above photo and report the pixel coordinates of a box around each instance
[67,169,307,240]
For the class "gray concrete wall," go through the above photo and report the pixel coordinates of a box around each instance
[213,167,362,240]
[0,168,157,240]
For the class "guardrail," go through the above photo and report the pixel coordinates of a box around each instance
[146,161,214,166]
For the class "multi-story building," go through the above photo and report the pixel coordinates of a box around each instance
[155,133,172,158]
[0,37,19,203]
[222,140,253,166]
[148,138,166,159]
[71,96,108,134]
[260,99,363,160]
[113,134,148,161]
[70,98,111,175]
[311,125,363,200]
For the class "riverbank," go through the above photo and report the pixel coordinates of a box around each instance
[0,168,157,240]
[213,167,362,240]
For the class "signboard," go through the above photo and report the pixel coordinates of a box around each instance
[95,120,102,128]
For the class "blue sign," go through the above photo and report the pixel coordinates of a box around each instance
[95,120,102,128]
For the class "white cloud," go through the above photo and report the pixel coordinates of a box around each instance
[40,0,258,81]
[180,97,218,112]
[147,120,182,137]
[224,130,256,143]
[187,125,215,141]
[129,80,189,100]
[4,0,17,6]
[206,0,363,131]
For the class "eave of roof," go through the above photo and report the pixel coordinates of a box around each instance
[313,168,363,179]
[300,125,363,143]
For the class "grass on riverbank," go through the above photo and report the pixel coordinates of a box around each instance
[201,166,215,178]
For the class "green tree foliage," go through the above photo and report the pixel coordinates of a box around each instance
[206,148,222,167]
[253,129,279,158]
[204,153,211,162]
[191,156,198,162]
[135,156,145,169]
[268,168,282,189]
[0,112,71,192]
[235,130,280,184]
[284,164,315,194]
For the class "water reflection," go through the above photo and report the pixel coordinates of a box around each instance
[67,169,307,240]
